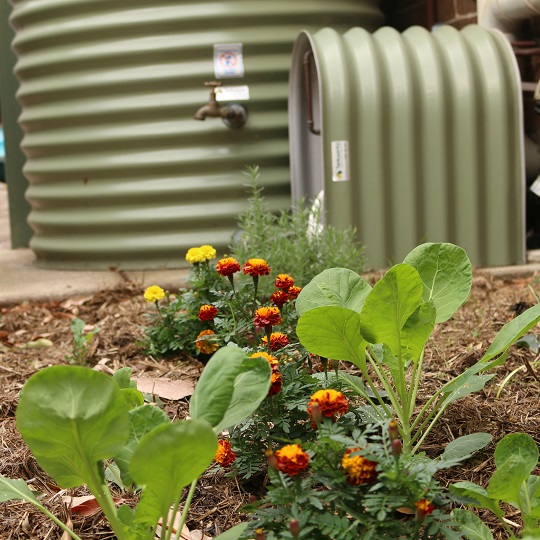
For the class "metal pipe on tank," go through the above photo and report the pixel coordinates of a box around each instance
[478,0,540,40]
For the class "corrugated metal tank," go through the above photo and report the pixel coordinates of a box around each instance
[289,25,525,269]
[9,0,384,269]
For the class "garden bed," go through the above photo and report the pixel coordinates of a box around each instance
[0,270,539,539]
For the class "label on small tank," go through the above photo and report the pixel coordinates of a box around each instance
[331,140,350,182]
[214,43,244,79]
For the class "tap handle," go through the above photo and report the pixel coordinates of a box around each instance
[204,81,222,100]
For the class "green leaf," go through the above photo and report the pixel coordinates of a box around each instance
[488,433,539,504]
[445,374,494,404]
[297,306,366,368]
[0,475,40,504]
[359,264,424,356]
[121,388,145,409]
[401,301,436,363]
[441,433,492,463]
[213,523,249,540]
[483,303,540,362]
[403,242,472,323]
[113,367,137,389]
[516,334,540,354]
[450,509,494,540]
[16,366,130,488]
[450,481,503,517]
[131,419,217,529]
[295,268,371,316]
[189,347,271,433]
[114,405,170,487]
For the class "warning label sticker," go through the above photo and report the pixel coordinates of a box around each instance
[331,141,350,182]
[214,43,244,79]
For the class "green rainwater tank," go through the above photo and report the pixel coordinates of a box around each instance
[289,25,525,269]
[8,0,383,269]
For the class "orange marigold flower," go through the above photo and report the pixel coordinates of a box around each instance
[251,351,279,369]
[214,439,236,467]
[262,332,289,351]
[254,306,282,328]
[268,371,283,396]
[243,258,271,277]
[287,286,302,299]
[198,304,218,321]
[415,499,435,516]
[275,274,294,289]
[275,444,309,476]
[216,257,241,277]
[270,290,290,307]
[341,448,378,485]
[195,330,219,354]
[308,389,349,424]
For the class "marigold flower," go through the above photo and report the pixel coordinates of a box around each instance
[214,439,236,467]
[198,304,218,321]
[287,286,302,299]
[251,351,279,369]
[275,444,309,476]
[261,332,289,351]
[268,371,283,396]
[308,389,349,423]
[254,306,282,328]
[216,257,241,277]
[195,329,219,354]
[144,285,165,303]
[270,290,290,307]
[243,258,271,277]
[415,499,435,516]
[185,247,206,264]
[274,274,294,289]
[199,244,216,261]
[341,448,378,485]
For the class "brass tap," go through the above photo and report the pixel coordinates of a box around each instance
[194,81,247,129]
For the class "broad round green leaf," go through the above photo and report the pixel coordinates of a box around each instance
[16,366,130,488]
[131,419,217,528]
[296,268,371,316]
[359,264,423,355]
[189,347,271,433]
[297,306,366,368]
[403,242,472,323]
[451,509,495,540]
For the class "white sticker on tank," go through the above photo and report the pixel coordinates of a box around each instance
[531,175,540,198]
[331,141,350,182]
[214,43,244,79]
[215,85,250,101]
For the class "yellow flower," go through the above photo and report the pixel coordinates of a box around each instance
[199,245,217,261]
[186,247,206,264]
[195,330,219,354]
[144,285,165,303]
[341,447,378,485]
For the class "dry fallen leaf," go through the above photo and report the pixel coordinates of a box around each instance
[62,495,123,517]
[156,505,192,539]
[135,377,194,400]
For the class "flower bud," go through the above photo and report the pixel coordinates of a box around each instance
[388,419,399,441]
[289,518,300,538]
[391,439,402,457]
[255,528,266,540]
[265,448,277,471]
[309,401,322,427]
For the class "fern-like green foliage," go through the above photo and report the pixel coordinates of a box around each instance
[230,166,366,294]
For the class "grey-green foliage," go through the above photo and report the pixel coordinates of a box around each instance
[66,317,100,365]
[230,166,366,293]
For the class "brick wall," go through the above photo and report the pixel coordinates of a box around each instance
[381,0,477,31]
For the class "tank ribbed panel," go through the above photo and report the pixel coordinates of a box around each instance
[9,0,384,268]
[290,25,524,269]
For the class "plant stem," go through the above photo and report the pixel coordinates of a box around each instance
[174,479,198,540]
[33,500,84,540]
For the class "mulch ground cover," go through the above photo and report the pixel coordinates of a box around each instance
[0,271,539,539]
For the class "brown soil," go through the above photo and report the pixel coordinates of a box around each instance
[0,272,539,539]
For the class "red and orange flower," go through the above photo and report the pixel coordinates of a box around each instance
[274,444,309,476]
[214,440,236,467]
[287,286,302,299]
[251,351,279,369]
[216,257,241,277]
[341,447,378,485]
[308,389,349,425]
[254,306,283,328]
[195,329,219,354]
[274,274,294,289]
[262,331,289,351]
[198,304,218,321]
[415,499,435,522]
[243,258,271,277]
[269,371,283,396]
[270,290,290,308]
